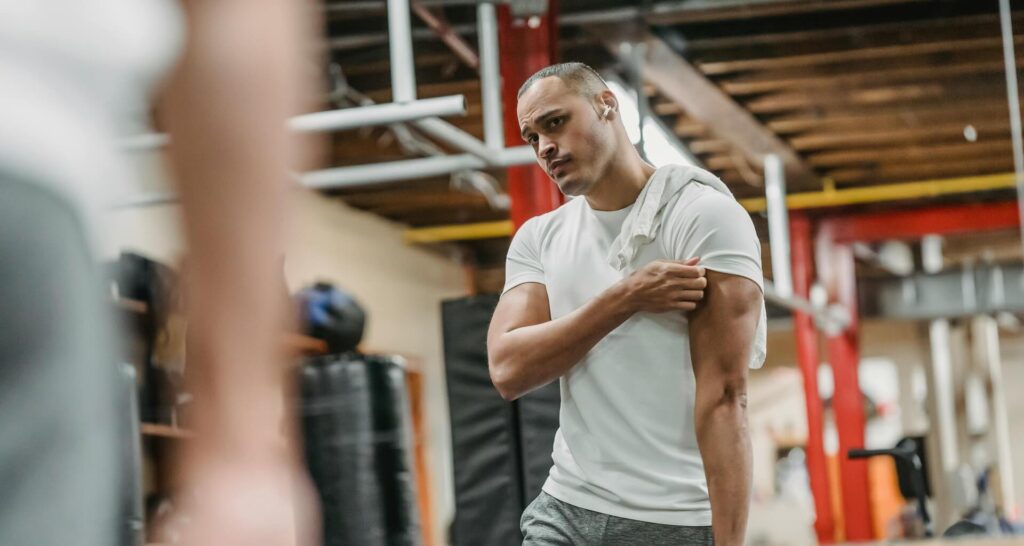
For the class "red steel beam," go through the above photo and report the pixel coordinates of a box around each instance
[824,201,1019,244]
[790,214,836,544]
[411,1,480,71]
[499,3,564,229]
[817,224,874,542]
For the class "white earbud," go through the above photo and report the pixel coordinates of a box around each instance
[602,105,612,119]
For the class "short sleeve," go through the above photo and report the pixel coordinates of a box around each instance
[502,217,546,294]
[665,189,764,292]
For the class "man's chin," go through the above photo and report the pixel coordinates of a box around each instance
[556,177,588,197]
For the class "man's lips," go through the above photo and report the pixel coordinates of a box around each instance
[548,157,571,176]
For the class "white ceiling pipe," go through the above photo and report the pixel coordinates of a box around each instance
[477,1,505,149]
[388,0,417,102]
[120,133,171,152]
[412,117,499,165]
[300,145,536,189]
[121,94,467,152]
[765,153,793,300]
[289,94,465,132]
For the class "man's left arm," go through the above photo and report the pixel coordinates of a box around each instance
[688,270,762,546]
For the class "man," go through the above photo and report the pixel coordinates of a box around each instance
[487,63,764,546]
[0,0,318,544]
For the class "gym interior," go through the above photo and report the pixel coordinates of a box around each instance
[38,0,1024,545]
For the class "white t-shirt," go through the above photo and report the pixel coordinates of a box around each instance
[502,179,764,526]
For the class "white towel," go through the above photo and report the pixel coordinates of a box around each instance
[607,164,767,369]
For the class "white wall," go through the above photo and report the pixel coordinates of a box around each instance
[103,179,466,546]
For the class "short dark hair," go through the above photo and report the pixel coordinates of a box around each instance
[517,62,608,99]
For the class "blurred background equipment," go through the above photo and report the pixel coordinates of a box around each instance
[297,282,368,355]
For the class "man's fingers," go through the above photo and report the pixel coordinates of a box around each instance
[679,277,708,290]
[672,301,698,311]
[675,290,705,302]
[660,263,707,278]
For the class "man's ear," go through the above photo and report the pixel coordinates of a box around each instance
[596,89,619,120]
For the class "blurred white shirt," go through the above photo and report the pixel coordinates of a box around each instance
[0,0,182,232]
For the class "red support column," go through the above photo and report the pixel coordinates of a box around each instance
[790,214,836,544]
[817,224,874,542]
[498,4,564,229]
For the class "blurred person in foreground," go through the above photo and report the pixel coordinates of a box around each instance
[0,1,320,545]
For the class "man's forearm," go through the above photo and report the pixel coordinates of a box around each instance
[695,391,752,546]
[489,283,633,400]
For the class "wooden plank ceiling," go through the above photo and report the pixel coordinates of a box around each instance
[322,0,1020,227]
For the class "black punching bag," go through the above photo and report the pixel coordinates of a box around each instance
[301,355,387,546]
[301,354,422,546]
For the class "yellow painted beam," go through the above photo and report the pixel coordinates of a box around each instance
[737,172,1016,213]
[403,220,514,244]
[404,172,1017,243]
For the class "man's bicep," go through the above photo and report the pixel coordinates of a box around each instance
[488,282,551,340]
[688,271,762,379]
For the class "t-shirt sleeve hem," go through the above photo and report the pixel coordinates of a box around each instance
[701,259,765,293]
[501,273,546,295]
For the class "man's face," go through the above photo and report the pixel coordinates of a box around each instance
[517,77,614,197]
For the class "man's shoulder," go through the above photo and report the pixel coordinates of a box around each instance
[666,182,748,230]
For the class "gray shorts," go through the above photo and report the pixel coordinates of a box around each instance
[0,176,118,546]
[521,492,714,546]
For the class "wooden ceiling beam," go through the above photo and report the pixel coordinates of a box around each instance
[826,157,1015,184]
[804,140,1012,168]
[789,120,1011,151]
[644,0,930,25]
[362,79,481,102]
[683,11,1019,54]
[745,80,1012,115]
[591,25,817,189]
[766,103,1010,135]
[698,35,1024,76]
[340,52,457,76]
[720,60,1007,96]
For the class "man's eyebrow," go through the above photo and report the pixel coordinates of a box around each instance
[520,108,565,139]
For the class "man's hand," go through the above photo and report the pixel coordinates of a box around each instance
[172,451,320,546]
[617,257,707,314]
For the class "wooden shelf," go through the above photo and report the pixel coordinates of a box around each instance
[141,423,193,440]
[284,333,328,355]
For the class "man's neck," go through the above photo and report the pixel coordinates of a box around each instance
[584,155,657,211]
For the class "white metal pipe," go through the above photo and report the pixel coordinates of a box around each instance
[110,191,178,209]
[122,95,467,152]
[921,233,959,530]
[999,0,1024,269]
[477,1,505,149]
[976,315,1017,518]
[388,0,417,102]
[289,95,465,132]
[120,133,171,152]
[300,146,535,189]
[412,118,499,164]
[765,154,793,299]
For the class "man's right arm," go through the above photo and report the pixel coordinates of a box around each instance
[487,259,707,400]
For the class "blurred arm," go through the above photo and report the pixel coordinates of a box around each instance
[163,0,313,459]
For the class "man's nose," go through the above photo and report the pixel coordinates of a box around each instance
[538,137,556,159]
